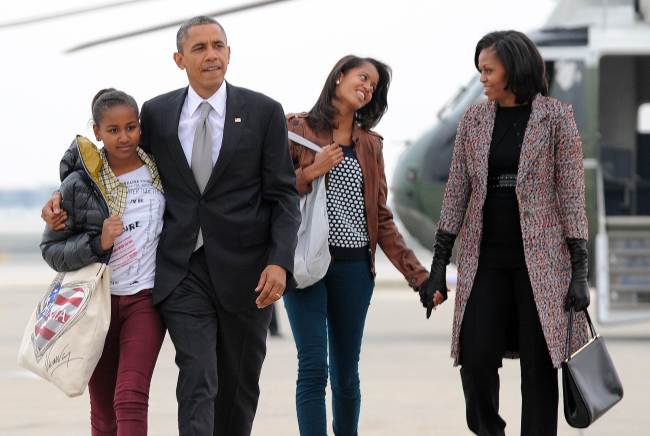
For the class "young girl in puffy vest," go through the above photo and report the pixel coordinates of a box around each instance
[41,89,165,436]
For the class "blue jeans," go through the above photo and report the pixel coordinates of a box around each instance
[283,260,374,436]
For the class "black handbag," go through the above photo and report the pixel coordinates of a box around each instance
[562,309,623,428]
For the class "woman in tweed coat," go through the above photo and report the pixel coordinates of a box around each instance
[420,31,590,436]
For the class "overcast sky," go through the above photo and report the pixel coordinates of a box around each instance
[0,0,557,189]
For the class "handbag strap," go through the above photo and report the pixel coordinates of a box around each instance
[288,131,323,153]
[565,308,598,359]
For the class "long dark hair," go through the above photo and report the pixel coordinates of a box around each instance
[474,30,548,104]
[307,55,391,132]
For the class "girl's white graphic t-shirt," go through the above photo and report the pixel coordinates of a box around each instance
[108,165,165,296]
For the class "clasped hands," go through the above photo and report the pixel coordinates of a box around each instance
[419,230,456,318]
[418,264,448,319]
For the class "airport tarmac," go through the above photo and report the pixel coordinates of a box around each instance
[1,255,648,435]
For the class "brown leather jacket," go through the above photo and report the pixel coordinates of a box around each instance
[287,112,428,289]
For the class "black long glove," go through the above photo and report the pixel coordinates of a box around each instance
[420,230,456,319]
[565,238,590,311]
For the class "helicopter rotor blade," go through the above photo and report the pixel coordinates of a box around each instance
[0,0,159,29]
[65,0,295,54]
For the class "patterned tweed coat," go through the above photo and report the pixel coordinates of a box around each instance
[438,94,589,369]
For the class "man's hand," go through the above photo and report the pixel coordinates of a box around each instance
[100,215,124,251]
[255,265,286,309]
[41,192,67,231]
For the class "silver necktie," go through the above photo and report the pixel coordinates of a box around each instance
[191,101,213,250]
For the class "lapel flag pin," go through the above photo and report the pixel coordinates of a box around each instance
[234,117,241,123]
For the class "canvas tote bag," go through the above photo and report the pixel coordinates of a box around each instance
[289,131,331,289]
[18,262,111,397]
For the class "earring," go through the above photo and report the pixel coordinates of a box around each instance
[336,80,340,85]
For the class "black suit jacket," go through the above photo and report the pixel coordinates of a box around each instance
[140,82,300,311]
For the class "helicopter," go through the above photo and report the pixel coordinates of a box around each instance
[392,0,650,323]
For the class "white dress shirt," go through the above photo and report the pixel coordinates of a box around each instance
[178,84,227,166]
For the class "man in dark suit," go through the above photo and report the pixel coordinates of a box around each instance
[42,15,299,436]
[141,16,299,436]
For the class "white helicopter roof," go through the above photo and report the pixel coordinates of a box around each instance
[542,0,650,60]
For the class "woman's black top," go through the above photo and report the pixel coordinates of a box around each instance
[480,104,532,268]
[327,145,370,261]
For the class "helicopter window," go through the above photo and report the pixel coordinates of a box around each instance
[637,103,650,214]
[639,104,650,134]
[599,55,650,215]
[553,61,583,91]
[423,79,485,183]
[437,78,486,120]
[546,60,586,131]
[422,127,455,183]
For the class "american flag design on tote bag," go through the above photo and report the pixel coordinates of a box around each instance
[31,275,92,360]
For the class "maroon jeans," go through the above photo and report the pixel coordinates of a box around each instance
[88,289,165,436]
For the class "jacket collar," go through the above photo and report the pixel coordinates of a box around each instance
[74,136,109,203]
[474,93,550,186]
[186,82,227,118]
[162,82,246,195]
[517,94,551,185]
[202,81,246,193]
[98,146,163,216]
[73,135,163,216]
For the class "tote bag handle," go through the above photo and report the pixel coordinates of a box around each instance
[565,308,597,360]
[288,131,323,154]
